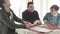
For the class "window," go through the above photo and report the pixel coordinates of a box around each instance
[10,0,32,24]
[10,0,60,24]
[33,0,60,19]
[10,0,32,18]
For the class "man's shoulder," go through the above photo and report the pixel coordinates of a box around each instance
[10,9,13,12]
[34,10,37,11]
[33,10,38,14]
[22,10,28,14]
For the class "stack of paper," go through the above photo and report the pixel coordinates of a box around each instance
[30,26,52,32]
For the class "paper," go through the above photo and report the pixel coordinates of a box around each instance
[30,26,52,32]
[58,26,60,28]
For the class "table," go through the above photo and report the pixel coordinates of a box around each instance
[48,29,60,34]
[16,28,60,34]
[16,28,38,34]
[16,24,60,34]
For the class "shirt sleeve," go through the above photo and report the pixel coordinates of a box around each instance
[13,13,24,23]
[22,12,28,21]
[11,10,24,24]
[34,11,40,20]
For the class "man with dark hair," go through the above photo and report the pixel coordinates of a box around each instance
[22,2,41,26]
[43,5,60,29]
[0,0,33,34]
[27,2,33,8]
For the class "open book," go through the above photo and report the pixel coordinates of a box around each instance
[30,26,52,32]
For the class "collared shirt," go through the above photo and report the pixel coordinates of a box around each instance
[22,10,40,24]
[52,13,57,18]
[43,13,60,26]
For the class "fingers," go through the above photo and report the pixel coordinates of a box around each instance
[33,20,41,26]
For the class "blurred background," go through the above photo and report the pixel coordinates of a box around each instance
[10,0,60,24]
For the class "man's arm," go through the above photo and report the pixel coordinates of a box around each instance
[11,9,24,23]
[12,10,34,28]
[22,12,28,21]
[33,11,41,25]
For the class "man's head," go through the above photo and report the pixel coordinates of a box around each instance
[50,5,59,16]
[27,2,34,12]
[0,0,11,9]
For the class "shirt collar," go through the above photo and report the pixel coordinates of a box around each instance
[53,13,58,18]
[54,13,58,17]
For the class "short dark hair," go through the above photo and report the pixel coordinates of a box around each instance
[27,2,33,7]
[50,5,59,11]
[0,0,5,8]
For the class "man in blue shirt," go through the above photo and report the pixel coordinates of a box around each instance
[43,5,60,29]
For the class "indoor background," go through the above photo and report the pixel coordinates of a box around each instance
[10,0,60,24]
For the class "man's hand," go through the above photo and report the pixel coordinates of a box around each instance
[47,24,58,30]
[33,20,41,26]
[25,23,34,29]
[23,21,30,24]
[23,21,34,29]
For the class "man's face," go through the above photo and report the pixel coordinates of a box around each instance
[3,0,11,8]
[50,9,57,17]
[28,4,34,12]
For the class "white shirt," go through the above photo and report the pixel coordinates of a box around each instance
[53,13,58,18]
[9,11,13,21]
[0,7,2,10]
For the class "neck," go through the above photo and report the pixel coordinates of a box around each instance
[4,7,10,13]
[27,9,34,13]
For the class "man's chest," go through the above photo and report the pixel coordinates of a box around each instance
[26,13,35,19]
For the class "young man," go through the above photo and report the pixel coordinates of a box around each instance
[43,5,60,29]
[22,2,41,25]
[0,0,33,34]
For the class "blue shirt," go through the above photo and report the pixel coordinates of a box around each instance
[43,13,60,26]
